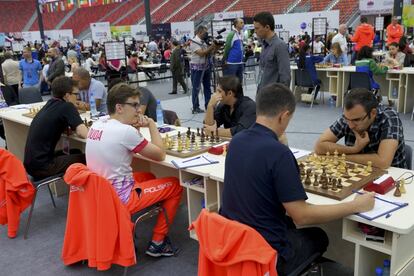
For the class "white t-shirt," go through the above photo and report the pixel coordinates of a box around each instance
[86,118,148,203]
[189,35,208,65]
[332,33,348,53]
[311,41,324,54]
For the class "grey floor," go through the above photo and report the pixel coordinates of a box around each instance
[0,77,413,276]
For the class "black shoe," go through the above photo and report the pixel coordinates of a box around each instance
[168,91,177,94]
[183,90,188,94]
[192,108,204,114]
[145,237,177,257]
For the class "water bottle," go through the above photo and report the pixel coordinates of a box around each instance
[392,87,398,99]
[156,99,164,127]
[383,260,390,276]
[375,267,383,276]
[89,91,98,117]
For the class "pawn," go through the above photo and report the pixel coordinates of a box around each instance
[399,179,406,194]
[299,163,305,178]
[196,128,200,136]
[186,127,191,137]
[331,179,337,191]
[304,169,312,185]
[210,131,215,142]
[366,161,372,173]
[313,174,319,186]
[337,178,343,189]
[394,182,402,197]
[177,131,181,138]
[321,180,329,189]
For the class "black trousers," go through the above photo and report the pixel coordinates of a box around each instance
[276,227,329,276]
[29,149,86,181]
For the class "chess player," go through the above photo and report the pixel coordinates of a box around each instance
[203,76,256,137]
[72,67,108,114]
[220,83,375,275]
[314,88,407,169]
[24,76,88,180]
[85,83,182,257]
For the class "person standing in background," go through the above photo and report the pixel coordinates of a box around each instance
[223,18,245,83]
[1,51,20,98]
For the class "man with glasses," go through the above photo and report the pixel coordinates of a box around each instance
[315,88,407,169]
[24,76,89,180]
[85,83,182,257]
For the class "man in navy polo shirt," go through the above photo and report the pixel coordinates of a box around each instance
[220,83,375,275]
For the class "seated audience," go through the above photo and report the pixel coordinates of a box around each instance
[384,42,406,68]
[355,46,388,90]
[315,88,407,169]
[72,67,107,114]
[85,83,182,257]
[296,44,324,100]
[220,83,375,276]
[204,76,255,137]
[24,76,89,180]
[323,42,349,65]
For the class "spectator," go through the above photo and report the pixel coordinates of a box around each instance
[310,36,324,55]
[223,18,245,83]
[351,17,375,63]
[296,44,323,100]
[386,16,404,46]
[169,41,188,95]
[46,47,65,84]
[332,24,349,53]
[1,51,20,98]
[19,47,42,88]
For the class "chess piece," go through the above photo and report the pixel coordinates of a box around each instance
[331,179,337,191]
[337,178,343,189]
[194,142,199,150]
[399,179,406,194]
[366,161,372,173]
[215,134,220,143]
[187,127,191,137]
[299,163,305,178]
[210,131,215,142]
[200,135,205,144]
[321,180,329,189]
[177,131,181,138]
[185,137,190,150]
[304,169,312,185]
[313,174,319,186]
[177,140,183,152]
[394,182,402,197]
[191,132,196,143]
[196,128,200,136]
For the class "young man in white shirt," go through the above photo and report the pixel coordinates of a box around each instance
[85,83,183,257]
[332,24,349,53]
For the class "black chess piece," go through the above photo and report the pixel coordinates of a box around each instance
[313,174,319,186]
[215,135,220,143]
[197,128,200,136]
[337,178,343,189]
[210,131,214,142]
[191,133,196,143]
[331,179,337,191]
[304,169,312,185]
[187,127,191,137]
[177,131,181,138]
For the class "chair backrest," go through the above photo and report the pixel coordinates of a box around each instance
[1,85,19,105]
[19,86,43,104]
[349,71,372,90]
[163,109,180,126]
[159,63,168,73]
[245,57,256,72]
[405,144,413,170]
[295,69,314,88]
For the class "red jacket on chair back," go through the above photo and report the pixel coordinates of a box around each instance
[0,148,35,238]
[189,209,278,276]
[62,163,136,271]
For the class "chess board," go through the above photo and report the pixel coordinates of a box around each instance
[298,153,387,200]
[22,107,85,118]
[164,127,229,158]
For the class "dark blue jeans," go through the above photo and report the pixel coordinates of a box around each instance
[276,227,329,275]
[223,63,244,84]
[191,68,211,110]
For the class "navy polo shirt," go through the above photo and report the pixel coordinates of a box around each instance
[220,123,307,260]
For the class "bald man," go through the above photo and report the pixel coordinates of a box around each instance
[46,47,65,84]
[332,24,349,53]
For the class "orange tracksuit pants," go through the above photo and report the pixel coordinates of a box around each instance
[126,172,183,242]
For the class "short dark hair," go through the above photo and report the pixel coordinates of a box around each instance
[360,16,368,23]
[196,25,207,34]
[51,76,75,98]
[256,83,295,117]
[357,46,373,60]
[172,40,179,47]
[253,12,275,31]
[344,88,378,113]
[107,83,141,114]
[217,76,243,98]
[389,42,399,48]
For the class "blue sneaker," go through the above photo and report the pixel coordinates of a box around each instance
[145,237,176,257]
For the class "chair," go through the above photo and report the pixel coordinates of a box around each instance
[348,71,381,103]
[1,85,19,105]
[287,252,323,276]
[18,86,43,104]
[158,63,168,81]
[405,144,413,170]
[243,57,257,89]
[23,173,63,239]
[294,69,322,108]
[163,110,180,126]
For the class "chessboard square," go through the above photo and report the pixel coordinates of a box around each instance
[349,176,361,181]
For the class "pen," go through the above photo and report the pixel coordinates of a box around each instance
[385,213,392,219]
[182,156,201,163]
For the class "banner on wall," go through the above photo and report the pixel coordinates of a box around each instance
[131,24,147,40]
[170,21,194,40]
[21,31,42,43]
[90,22,111,41]
[402,5,414,27]
[273,10,339,37]
[110,25,131,38]
[44,29,73,41]
[213,10,243,21]
[359,0,411,15]
[151,23,171,40]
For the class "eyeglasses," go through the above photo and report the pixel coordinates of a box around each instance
[123,102,141,110]
[342,112,369,123]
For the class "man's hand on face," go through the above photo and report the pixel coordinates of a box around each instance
[352,130,370,152]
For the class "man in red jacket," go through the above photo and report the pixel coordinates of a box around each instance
[386,16,404,46]
[351,16,375,64]
[85,83,182,258]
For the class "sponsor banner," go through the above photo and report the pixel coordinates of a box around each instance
[21,31,42,43]
[273,10,339,37]
[170,21,194,40]
[403,5,414,27]
[90,21,111,41]
[213,10,243,21]
[110,25,131,38]
[44,29,73,41]
[131,24,147,40]
[359,0,411,15]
